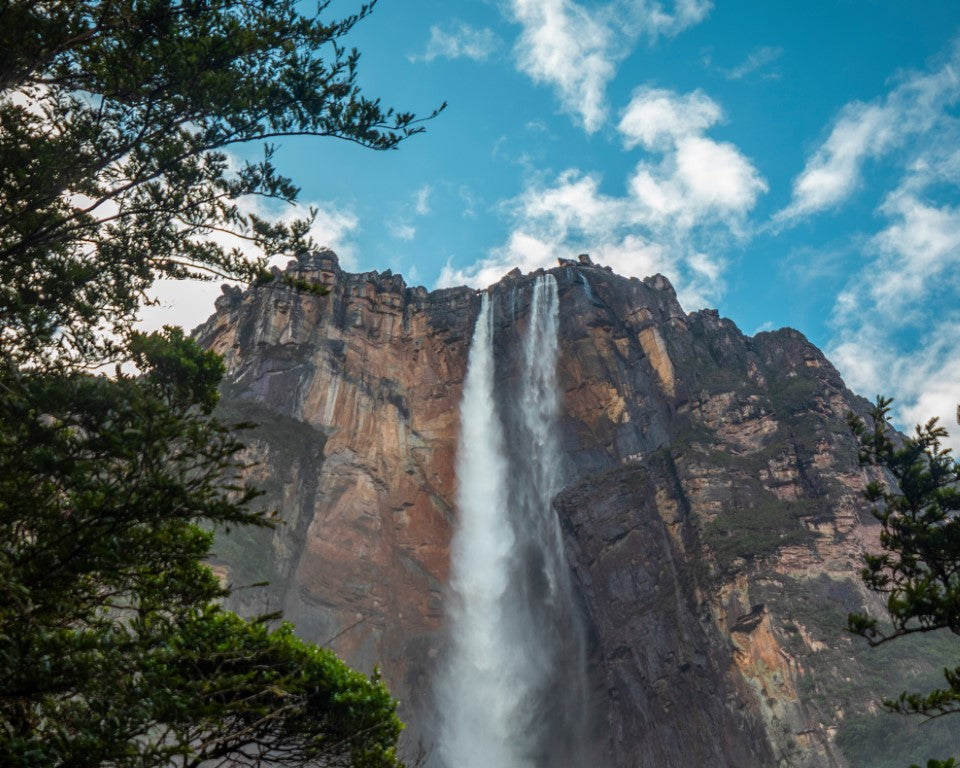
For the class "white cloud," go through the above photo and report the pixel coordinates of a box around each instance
[138,198,359,334]
[864,191,960,315]
[415,184,432,216]
[388,221,417,241]
[824,129,960,451]
[777,43,960,222]
[412,22,499,62]
[627,135,766,234]
[827,322,960,454]
[507,0,711,132]
[438,89,762,311]
[620,0,712,38]
[510,0,615,132]
[517,170,623,235]
[618,88,722,150]
[618,90,767,234]
[719,46,782,81]
[780,103,895,219]
[304,204,361,265]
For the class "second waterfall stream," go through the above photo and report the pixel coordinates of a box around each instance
[436,274,591,768]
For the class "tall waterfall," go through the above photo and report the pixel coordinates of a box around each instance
[437,275,589,768]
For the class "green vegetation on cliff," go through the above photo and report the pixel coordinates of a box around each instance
[763,574,958,768]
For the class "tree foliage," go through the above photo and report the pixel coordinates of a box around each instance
[0,1,430,765]
[848,397,960,768]
[0,0,441,366]
[0,333,404,766]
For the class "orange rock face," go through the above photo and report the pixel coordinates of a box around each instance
[198,251,955,768]
[199,252,473,727]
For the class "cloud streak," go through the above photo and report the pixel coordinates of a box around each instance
[777,42,960,222]
[411,22,499,62]
[820,96,960,450]
[719,46,782,80]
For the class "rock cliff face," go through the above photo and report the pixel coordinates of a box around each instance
[196,250,958,768]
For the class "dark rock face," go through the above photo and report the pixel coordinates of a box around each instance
[197,250,959,768]
[558,462,777,767]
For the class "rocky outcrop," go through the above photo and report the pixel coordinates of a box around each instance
[197,250,958,767]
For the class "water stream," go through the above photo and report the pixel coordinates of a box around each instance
[436,275,589,768]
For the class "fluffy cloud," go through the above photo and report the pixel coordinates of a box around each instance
[618,88,722,149]
[827,322,960,453]
[777,43,960,221]
[865,191,960,315]
[438,89,762,310]
[509,0,616,132]
[507,0,711,132]
[627,135,766,234]
[620,89,767,235]
[412,22,499,62]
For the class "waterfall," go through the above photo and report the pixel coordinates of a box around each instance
[437,275,589,768]
[436,291,522,768]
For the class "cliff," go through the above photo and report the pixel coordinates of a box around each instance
[196,250,958,767]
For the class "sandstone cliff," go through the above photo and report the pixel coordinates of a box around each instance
[196,250,958,767]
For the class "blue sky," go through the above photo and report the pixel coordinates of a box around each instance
[145,0,960,446]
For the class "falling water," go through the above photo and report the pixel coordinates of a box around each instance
[436,292,521,768]
[437,275,589,768]
[578,271,596,304]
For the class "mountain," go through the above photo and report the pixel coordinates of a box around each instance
[196,250,958,767]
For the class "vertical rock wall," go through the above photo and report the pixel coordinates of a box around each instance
[197,250,958,767]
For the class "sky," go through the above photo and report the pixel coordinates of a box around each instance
[142,0,960,448]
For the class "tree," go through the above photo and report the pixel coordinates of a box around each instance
[0,329,404,766]
[0,0,442,366]
[848,397,960,768]
[0,1,436,764]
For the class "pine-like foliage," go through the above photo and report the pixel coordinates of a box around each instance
[0,0,441,366]
[848,397,960,768]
